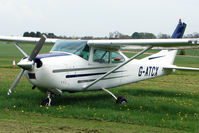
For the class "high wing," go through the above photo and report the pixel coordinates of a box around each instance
[0,36,199,49]
[0,36,57,45]
[87,38,199,50]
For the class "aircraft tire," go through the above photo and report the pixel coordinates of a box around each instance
[116,96,127,104]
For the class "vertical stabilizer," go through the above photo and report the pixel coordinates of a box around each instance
[171,19,186,39]
[166,19,187,64]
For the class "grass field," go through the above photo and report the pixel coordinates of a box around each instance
[0,43,199,132]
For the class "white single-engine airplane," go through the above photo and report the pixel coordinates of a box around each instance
[1,20,199,106]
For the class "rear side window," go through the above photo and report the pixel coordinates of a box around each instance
[93,49,110,63]
[111,52,125,63]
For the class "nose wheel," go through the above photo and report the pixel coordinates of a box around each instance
[41,92,52,106]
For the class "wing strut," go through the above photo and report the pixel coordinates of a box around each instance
[83,46,152,91]
[14,42,28,57]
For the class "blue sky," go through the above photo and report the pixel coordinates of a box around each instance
[0,0,198,37]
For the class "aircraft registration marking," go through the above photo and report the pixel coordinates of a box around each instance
[138,66,159,77]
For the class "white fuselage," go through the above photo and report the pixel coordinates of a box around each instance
[24,51,171,94]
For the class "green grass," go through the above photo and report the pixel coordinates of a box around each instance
[0,43,199,132]
[178,49,199,56]
[1,69,199,132]
[0,110,183,133]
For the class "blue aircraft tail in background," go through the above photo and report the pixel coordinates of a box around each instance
[171,19,186,38]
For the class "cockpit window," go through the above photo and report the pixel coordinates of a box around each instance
[79,45,90,60]
[51,40,90,60]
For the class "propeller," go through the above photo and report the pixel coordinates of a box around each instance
[8,35,47,95]
[29,35,46,61]
[8,69,25,95]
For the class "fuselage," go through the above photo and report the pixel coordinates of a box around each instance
[23,46,171,94]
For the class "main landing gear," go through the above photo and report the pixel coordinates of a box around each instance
[41,92,52,106]
[101,88,127,104]
[40,89,127,106]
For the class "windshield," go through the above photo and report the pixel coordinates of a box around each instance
[51,40,90,60]
[51,40,88,54]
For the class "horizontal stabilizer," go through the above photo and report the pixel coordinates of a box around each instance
[164,65,199,71]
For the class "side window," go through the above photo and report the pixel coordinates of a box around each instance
[111,52,125,63]
[80,45,90,60]
[93,49,110,63]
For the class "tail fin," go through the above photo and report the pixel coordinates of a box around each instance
[171,19,186,38]
[141,19,186,65]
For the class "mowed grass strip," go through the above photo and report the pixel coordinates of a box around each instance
[0,43,199,132]
[0,110,184,133]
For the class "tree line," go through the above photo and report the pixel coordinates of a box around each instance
[23,32,57,38]
[23,31,199,39]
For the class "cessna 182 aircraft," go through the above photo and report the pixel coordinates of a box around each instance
[1,19,199,106]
